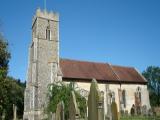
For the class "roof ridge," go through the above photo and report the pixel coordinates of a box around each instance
[112,64,134,69]
[60,58,135,69]
[60,58,107,64]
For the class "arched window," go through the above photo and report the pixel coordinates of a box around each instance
[135,86,142,107]
[122,90,126,108]
[137,86,142,103]
[46,26,50,40]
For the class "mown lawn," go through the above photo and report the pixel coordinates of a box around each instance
[120,116,160,120]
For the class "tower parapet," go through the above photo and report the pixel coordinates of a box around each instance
[32,8,59,26]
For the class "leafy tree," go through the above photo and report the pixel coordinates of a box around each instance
[47,82,87,119]
[0,32,11,119]
[142,66,160,106]
[0,33,10,78]
[0,77,25,119]
[0,32,25,119]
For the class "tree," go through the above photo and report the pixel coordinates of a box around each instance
[0,32,25,119]
[0,33,10,78]
[0,32,11,119]
[142,66,160,106]
[1,77,25,119]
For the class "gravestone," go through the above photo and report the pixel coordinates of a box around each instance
[69,91,80,120]
[130,104,135,116]
[106,85,112,120]
[13,104,17,120]
[98,91,105,120]
[111,99,119,120]
[142,105,147,116]
[55,101,64,120]
[88,79,104,120]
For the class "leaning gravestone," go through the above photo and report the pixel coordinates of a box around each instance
[55,101,64,120]
[69,91,80,120]
[88,79,104,120]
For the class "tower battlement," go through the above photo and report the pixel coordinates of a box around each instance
[24,8,60,120]
[32,8,59,26]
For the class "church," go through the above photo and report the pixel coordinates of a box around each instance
[23,9,150,120]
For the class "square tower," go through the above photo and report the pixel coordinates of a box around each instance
[23,8,60,120]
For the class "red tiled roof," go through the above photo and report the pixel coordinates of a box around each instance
[60,59,147,84]
[111,65,146,83]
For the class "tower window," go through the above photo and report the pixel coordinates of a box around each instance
[46,28,51,40]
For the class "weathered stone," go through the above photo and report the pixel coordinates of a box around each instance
[55,101,64,120]
[111,99,119,120]
[105,85,112,120]
[98,91,105,120]
[23,8,60,120]
[69,91,80,120]
[130,104,135,116]
[88,79,104,120]
[142,105,147,116]
[13,104,17,120]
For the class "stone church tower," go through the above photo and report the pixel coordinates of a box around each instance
[23,9,60,120]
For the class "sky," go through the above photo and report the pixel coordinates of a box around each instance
[0,0,160,81]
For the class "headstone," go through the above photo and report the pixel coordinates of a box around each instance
[148,108,153,116]
[55,101,64,120]
[111,99,119,120]
[88,79,104,120]
[69,91,80,120]
[106,84,112,120]
[52,113,56,120]
[98,91,105,120]
[13,104,17,120]
[130,104,135,116]
[135,91,142,115]
[142,105,147,116]
[106,85,112,120]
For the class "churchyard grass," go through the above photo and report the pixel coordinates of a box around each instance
[120,116,160,120]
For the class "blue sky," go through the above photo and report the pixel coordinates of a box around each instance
[0,0,160,81]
